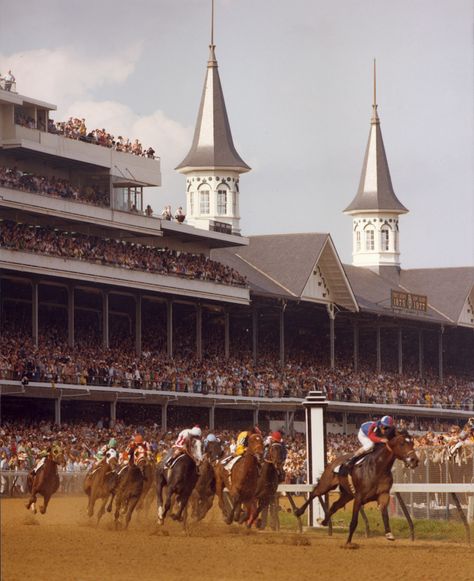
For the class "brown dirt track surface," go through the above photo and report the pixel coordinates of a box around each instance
[1,497,473,581]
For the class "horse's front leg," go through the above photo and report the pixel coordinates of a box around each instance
[345,495,362,547]
[26,490,38,514]
[245,499,259,528]
[87,491,96,517]
[378,492,395,541]
[226,493,239,525]
[40,493,51,514]
[156,475,165,524]
[124,495,140,530]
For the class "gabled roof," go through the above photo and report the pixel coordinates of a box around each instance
[213,233,358,311]
[344,105,408,215]
[176,45,250,173]
[401,267,474,325]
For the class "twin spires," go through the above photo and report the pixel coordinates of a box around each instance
[177,5,250,234]
[344,61,409,271]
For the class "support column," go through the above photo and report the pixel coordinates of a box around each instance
[209,405,215,431]
[342,412,348,435]
[397,327,403,375]
[166,300,173,359]
[135,295,142,356]
[376,325,381,373]
[353,321,359,372]
[110,399,117,427]
[418,329,424,378]
[54,396,61,425]
[284,410,290,433]
[288,410,295,436]
[279,301,286,368]
[438,326,444,382]
[196,303,202,361]
[68,285,74,348]
[304,391,328,526]
[253,407,259,427]
[32,280,39,347]
[327,304,335,370]
[224,310,230,360]
[102,291,109,349]
[161,400,168,432]
[252,307,258,364]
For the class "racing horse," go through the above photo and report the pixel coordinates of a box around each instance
[156,448,199,526]
[294,430,418,547]
[113,447,147,529]
[255,440,286,530]
[26,444,65,515]
[214,432,264,527]
[134,456,156,518]
[190,439,224,521]
[83,455,118,524]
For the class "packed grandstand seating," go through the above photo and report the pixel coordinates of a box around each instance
[0,166,110,207]
[0,220,248,287]
[14,112,156,158]
[0,421,472,491]
[1,325,473,410]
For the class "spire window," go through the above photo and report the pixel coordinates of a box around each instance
[365,228,375,251]
[200,190,210,215]
[217,189,227,215]
[356,230,361,252]
[381,227,390,251]
[189,192,194,215]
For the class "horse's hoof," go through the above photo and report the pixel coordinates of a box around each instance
[294,509,303,518]
[317,518,329,527]
[224,516,233,525]
[385,532,395,541]
[40,507,46,515]
[343,543,359,550]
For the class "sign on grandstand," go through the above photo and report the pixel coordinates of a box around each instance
[391,290,428,312]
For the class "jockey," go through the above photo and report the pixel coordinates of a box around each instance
[31,446,50,475]
[339,416,395,476]
[264,431,288,462]
[163,426,202,468]
[126,434,149,465]
[203,433,218,453]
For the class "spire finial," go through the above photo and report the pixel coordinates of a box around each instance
[211,0,214,46]
[208,0,217,65]
[372,58,379,124]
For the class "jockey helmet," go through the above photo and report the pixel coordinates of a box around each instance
[206,434,217,442]
[379,416,394,428]
[271,431,282,442]
[191,426,202,438]
[134,434,144,444]
[108,438,117,448]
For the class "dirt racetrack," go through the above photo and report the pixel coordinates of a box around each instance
[2,496,473,581]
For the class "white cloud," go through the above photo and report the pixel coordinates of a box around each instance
[0,44,142,106]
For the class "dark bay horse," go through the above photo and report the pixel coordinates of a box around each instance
[26,445,65,515]
[156,450,199,526]
[255,441,286,530]
[83,458,118,524]
[214,433,264,527]
[294,430,418,547]
[113,448,147,529]
[190,439,224,521]
[135,457,156,517]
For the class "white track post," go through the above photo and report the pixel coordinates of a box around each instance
[303,390,328,527]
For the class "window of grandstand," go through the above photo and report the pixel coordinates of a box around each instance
[365,227,375,251]
[381,226,390,251]
[217,188,227,215]
[200,190,210,214]
[113,186,143,213]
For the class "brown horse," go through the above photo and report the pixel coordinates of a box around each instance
[26,445,65,515]
[255,441,286,530]
[294,430,418,547]
[135,457,156,517]
[215,433,264,527]
[113,448,147,529]
[83,458,118,524]
[190,439,224,521]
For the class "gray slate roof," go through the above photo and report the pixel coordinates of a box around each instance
[344,108,408,214]
[176,46,250,172]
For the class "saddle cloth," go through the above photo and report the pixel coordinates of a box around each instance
[333,455,368,474]
[222,455,242,473]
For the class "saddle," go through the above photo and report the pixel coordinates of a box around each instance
[333,452,370,475]
[222,455,242,473]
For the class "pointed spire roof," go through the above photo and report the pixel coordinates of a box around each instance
[176,42,250,173]
[344,62,408,215]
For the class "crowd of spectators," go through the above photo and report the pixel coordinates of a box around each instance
[0,419,472,493]
[0,166,109,207]
[46,117,156,159]
[0,220,248,288]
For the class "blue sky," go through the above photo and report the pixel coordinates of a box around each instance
[1,0,472,268]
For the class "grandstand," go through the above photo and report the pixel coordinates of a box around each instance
[0,34,473,436]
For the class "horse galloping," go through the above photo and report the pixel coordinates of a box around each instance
[83,457,118,524]
[113,447,147,529]
[26,445,65,515]
[214,433,264,527]
[190,439,224,521]
[294,430,418,547]
[255,441,286,530]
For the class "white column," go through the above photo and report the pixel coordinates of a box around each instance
[54,397,61,426]
[209,405,215,431]
[304,391,328,526]
[110,399,117,427]
[32,280,39,347]
[253,407,259,427]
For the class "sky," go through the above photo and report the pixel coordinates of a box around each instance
[1,0,473,268]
